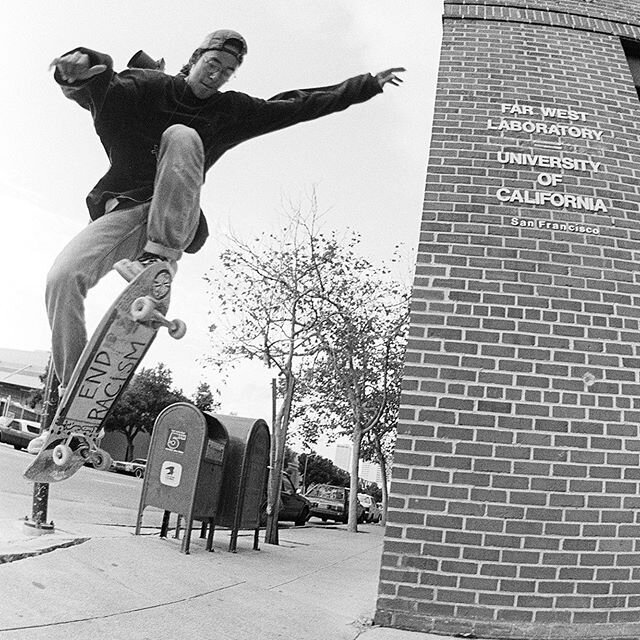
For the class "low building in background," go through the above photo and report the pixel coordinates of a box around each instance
[0,348,48,422]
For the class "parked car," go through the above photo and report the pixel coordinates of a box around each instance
[368,501,382,524]
[261,472,311,526]
[374,502,383,523]
[111,457,147,478]
[357,493,381,523]
[0,417,41,451]
[305,484,366,524]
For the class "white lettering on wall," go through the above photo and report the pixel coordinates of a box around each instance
[487,102,607,226]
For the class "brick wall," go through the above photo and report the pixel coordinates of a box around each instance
[375,1,640,638]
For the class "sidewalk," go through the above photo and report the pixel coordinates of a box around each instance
[0,515,449,640]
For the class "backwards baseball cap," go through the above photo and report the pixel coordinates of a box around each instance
[198,29,247,64]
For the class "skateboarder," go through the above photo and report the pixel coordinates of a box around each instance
[32,29,404,451]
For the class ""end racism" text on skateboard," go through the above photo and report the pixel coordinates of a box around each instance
[24,260,185,483]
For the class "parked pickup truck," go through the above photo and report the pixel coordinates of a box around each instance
[111,458,147,478]
[0,417,41,451]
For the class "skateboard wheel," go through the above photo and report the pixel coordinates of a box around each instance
[131,296,155,321]
[53,443,73,467]
[168,319,187,340]
[92,449,113,471]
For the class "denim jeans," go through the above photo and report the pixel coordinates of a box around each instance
[46,124,204,386]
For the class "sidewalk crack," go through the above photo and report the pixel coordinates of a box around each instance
[0,537,89,565]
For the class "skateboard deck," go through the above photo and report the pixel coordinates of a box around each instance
[24,260,184,483]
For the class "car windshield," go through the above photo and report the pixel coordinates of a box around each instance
[308,486,345,501]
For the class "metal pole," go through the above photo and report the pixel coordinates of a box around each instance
[23,358,57,536]
[271,377,277,429]
[265,378,279,545]
[302,450,309,493]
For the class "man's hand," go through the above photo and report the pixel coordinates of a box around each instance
[375,67,406,90]
[50,52,107,83]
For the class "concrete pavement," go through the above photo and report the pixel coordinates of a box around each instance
[0,513,449,640]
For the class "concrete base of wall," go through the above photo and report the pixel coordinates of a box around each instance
[374,611,640,640]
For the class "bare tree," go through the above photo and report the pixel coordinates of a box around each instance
[207,194,409,535]
[294,242,409,532]
[205,197,336,544]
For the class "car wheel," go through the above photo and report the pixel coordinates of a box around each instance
[294,507,309,527]
[134,468,144,479]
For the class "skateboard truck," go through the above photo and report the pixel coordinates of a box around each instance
[114,259,186,339]
[131,296,187,339]
[52,432,112,470]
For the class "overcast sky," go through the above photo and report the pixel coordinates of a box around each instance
[0,1,444,421]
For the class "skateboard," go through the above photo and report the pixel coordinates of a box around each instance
[24,260,186,483]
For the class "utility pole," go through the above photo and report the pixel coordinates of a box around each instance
[302,449,309,492]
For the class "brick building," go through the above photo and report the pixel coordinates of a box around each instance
[376,2,640,638]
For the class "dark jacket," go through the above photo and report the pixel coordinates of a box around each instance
[56,47,383,252]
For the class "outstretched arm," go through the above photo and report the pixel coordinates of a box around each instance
[227,73,384,144]
[374,67,406,90]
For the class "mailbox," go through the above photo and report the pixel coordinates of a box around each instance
[209,414,271,552]
[135,402,228,554]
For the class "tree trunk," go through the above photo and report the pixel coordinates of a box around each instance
[264,373,295,545]
[347,424,363,533]
[125,432,135,461]
[373,432,389,526]
[264,410,284,545]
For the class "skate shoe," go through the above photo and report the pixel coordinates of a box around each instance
[27,430,49,454]
[115,252,177,280]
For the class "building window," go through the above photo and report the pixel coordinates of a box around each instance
[621,38,640,100]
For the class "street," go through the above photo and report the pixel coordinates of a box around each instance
[0,443,378,533]
[0,442,165,531]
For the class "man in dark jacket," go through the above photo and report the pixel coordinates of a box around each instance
[44,29,404,393]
